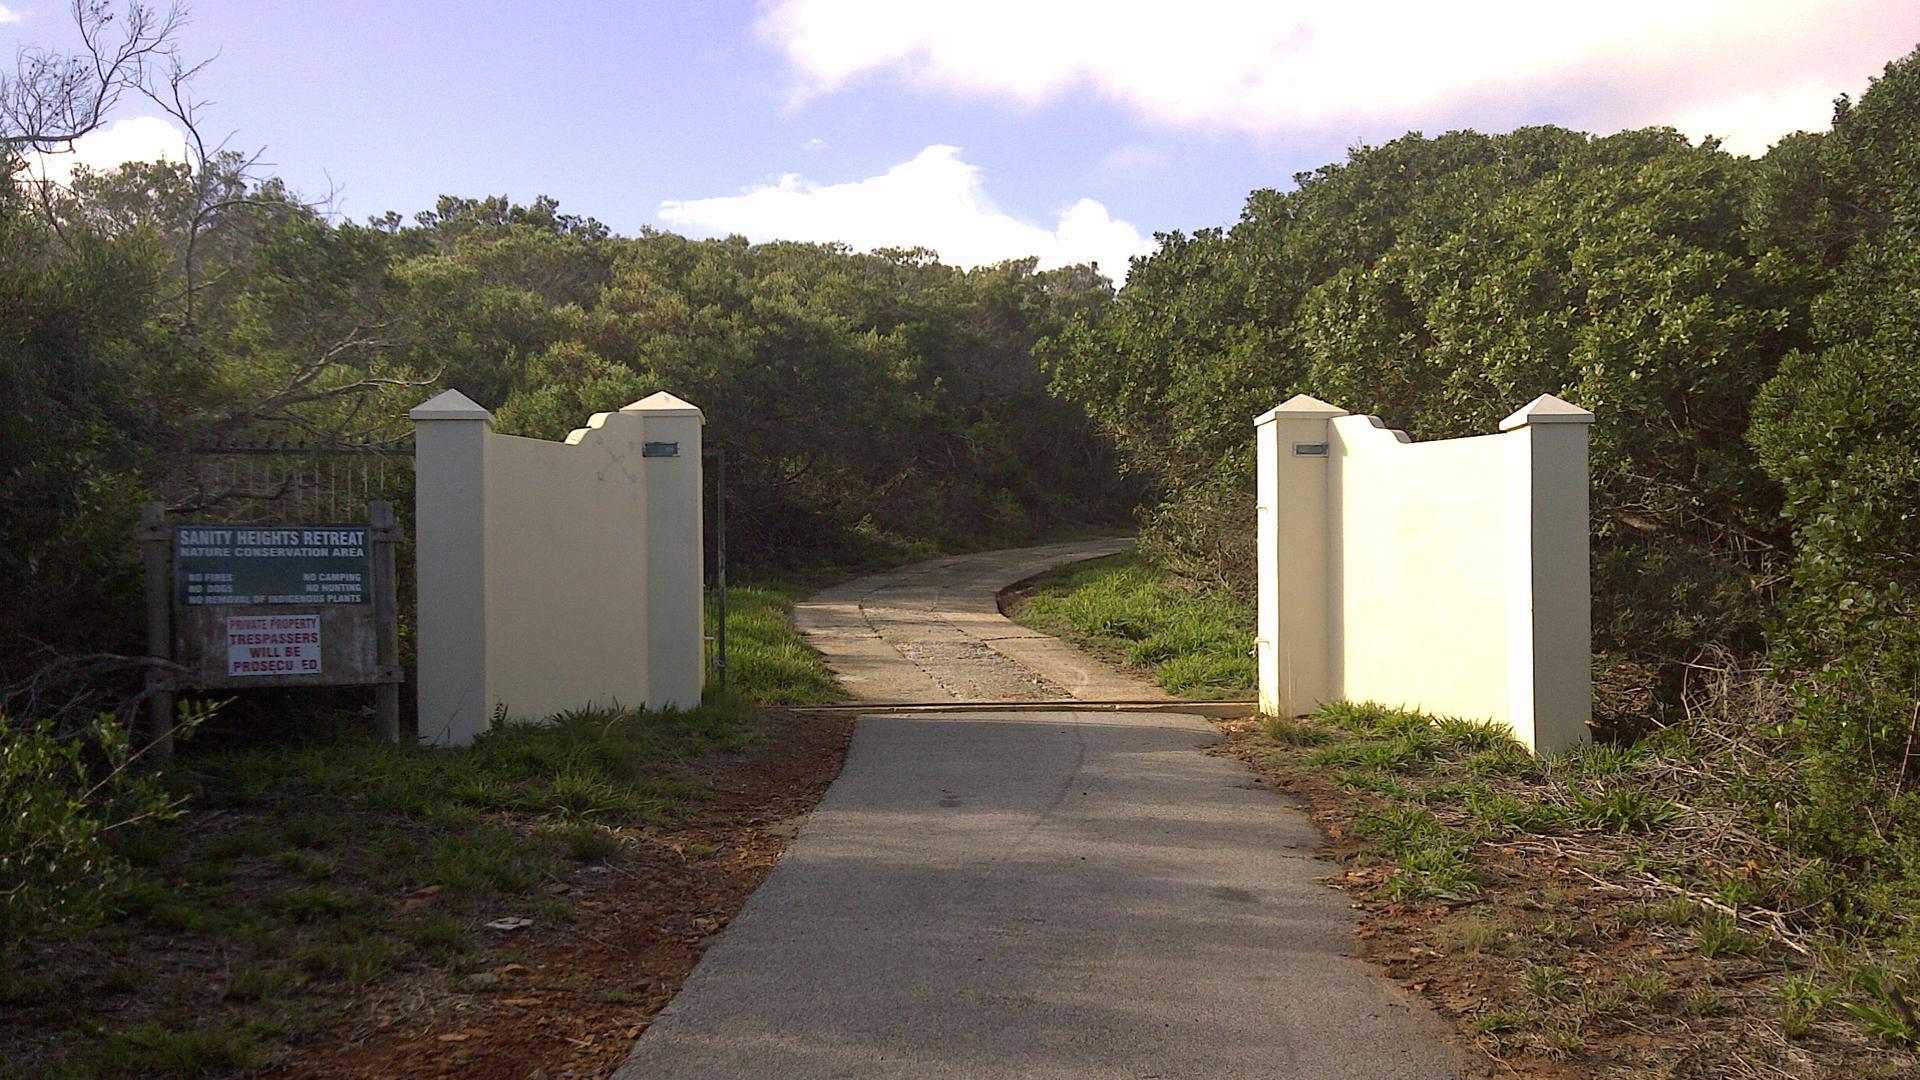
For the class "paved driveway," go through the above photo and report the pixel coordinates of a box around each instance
[616,544,1477,1079]
[791,538,1174,703]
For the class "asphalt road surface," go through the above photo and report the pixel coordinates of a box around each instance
[615,543,1477,1080]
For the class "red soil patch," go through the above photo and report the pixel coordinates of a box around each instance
[270,708,853,1080]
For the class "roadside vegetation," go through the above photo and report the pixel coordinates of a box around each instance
[1027,44,1920,1078]
[1020,548,1920,1074]
[1045,45,1920,760]
[1004,550,1254,697]
[715,583,845,706]
[0,2,1134,765]
[4,704,747,1077]
[1229,699,1920,1077]
[0,592,842,1079]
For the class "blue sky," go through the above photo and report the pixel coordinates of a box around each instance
[6,1,1919,280]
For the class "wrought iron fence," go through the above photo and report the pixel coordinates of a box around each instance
[163,435,415,524]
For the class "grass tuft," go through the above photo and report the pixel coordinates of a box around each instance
[92,1020,274,1079]
[550,821,624,863]
[1353,805,1479,900]
[715,584,844,705]
[1261,713,1334,746]
[1565,787,1682,834]
[1692,911,1766,958]
[1524,963,1576,1003]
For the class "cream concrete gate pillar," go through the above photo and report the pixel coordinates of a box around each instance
[1254,394,1347,719]
[1497,396,1594,754]
[411,389,495,745]
[628,392,706,712]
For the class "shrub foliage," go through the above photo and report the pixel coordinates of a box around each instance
[1047,46,1920,722]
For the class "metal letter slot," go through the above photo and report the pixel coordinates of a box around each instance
[1292,443,1328,457]
[642,441,680,458]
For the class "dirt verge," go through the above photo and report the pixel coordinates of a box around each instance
[267,708,853,1080]
[1213,715,1917,1080]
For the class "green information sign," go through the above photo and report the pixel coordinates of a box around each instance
[174,525,373,606]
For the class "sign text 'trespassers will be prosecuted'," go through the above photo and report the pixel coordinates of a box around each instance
[225,614,322,676]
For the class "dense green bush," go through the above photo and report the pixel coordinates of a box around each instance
[1,714,180,949]
[1750,50,1920,660]
[0,175,1134,727]
[1046,125,1798,674]
[1744,49,1920,871]
[1048,46,1920,712]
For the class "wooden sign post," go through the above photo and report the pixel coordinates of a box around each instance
[139,500,405,757]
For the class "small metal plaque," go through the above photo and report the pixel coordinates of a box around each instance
[1293,443,1328,457]
[642,441,680,458]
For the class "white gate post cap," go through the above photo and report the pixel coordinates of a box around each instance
[1254,393,1348,425]
[622,392,704,421]
[410,389,495,423]
[1499,394,1594,432]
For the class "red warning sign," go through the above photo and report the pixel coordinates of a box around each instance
[225,614,323,677]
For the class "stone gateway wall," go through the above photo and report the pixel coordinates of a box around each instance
[411,390,705,746]
[1255,394,1593,754]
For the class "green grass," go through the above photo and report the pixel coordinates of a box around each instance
[714,583,845,705]
[1692,911,1766,958]
[1472,1008,1532,1035]
[1352,804,1480,900]
[1620,969,1672,1007]
[1440,910,1511,956]
[1239,700,1920,1063]
[1524,963,1577,1003]
[17,703,746,1077]
[1564,787,1681,834]
[182,701,751,821]
[1008,551,1255,697]
[84,1020,280,1080]
[549,820,625,862]
[2,577,853,1078]
[1838,974,1919,1046]
[1219,672,1920,1067]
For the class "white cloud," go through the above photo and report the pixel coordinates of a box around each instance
[800,136,827,151]
[24,115,191,187]
[1096,143,1172,174]
[0,5,24,25]
[659,144,1154,279]
[1672,80,1849,156]
[758,0,1919,147]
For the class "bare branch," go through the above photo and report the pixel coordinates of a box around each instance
[0,2,186,153]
